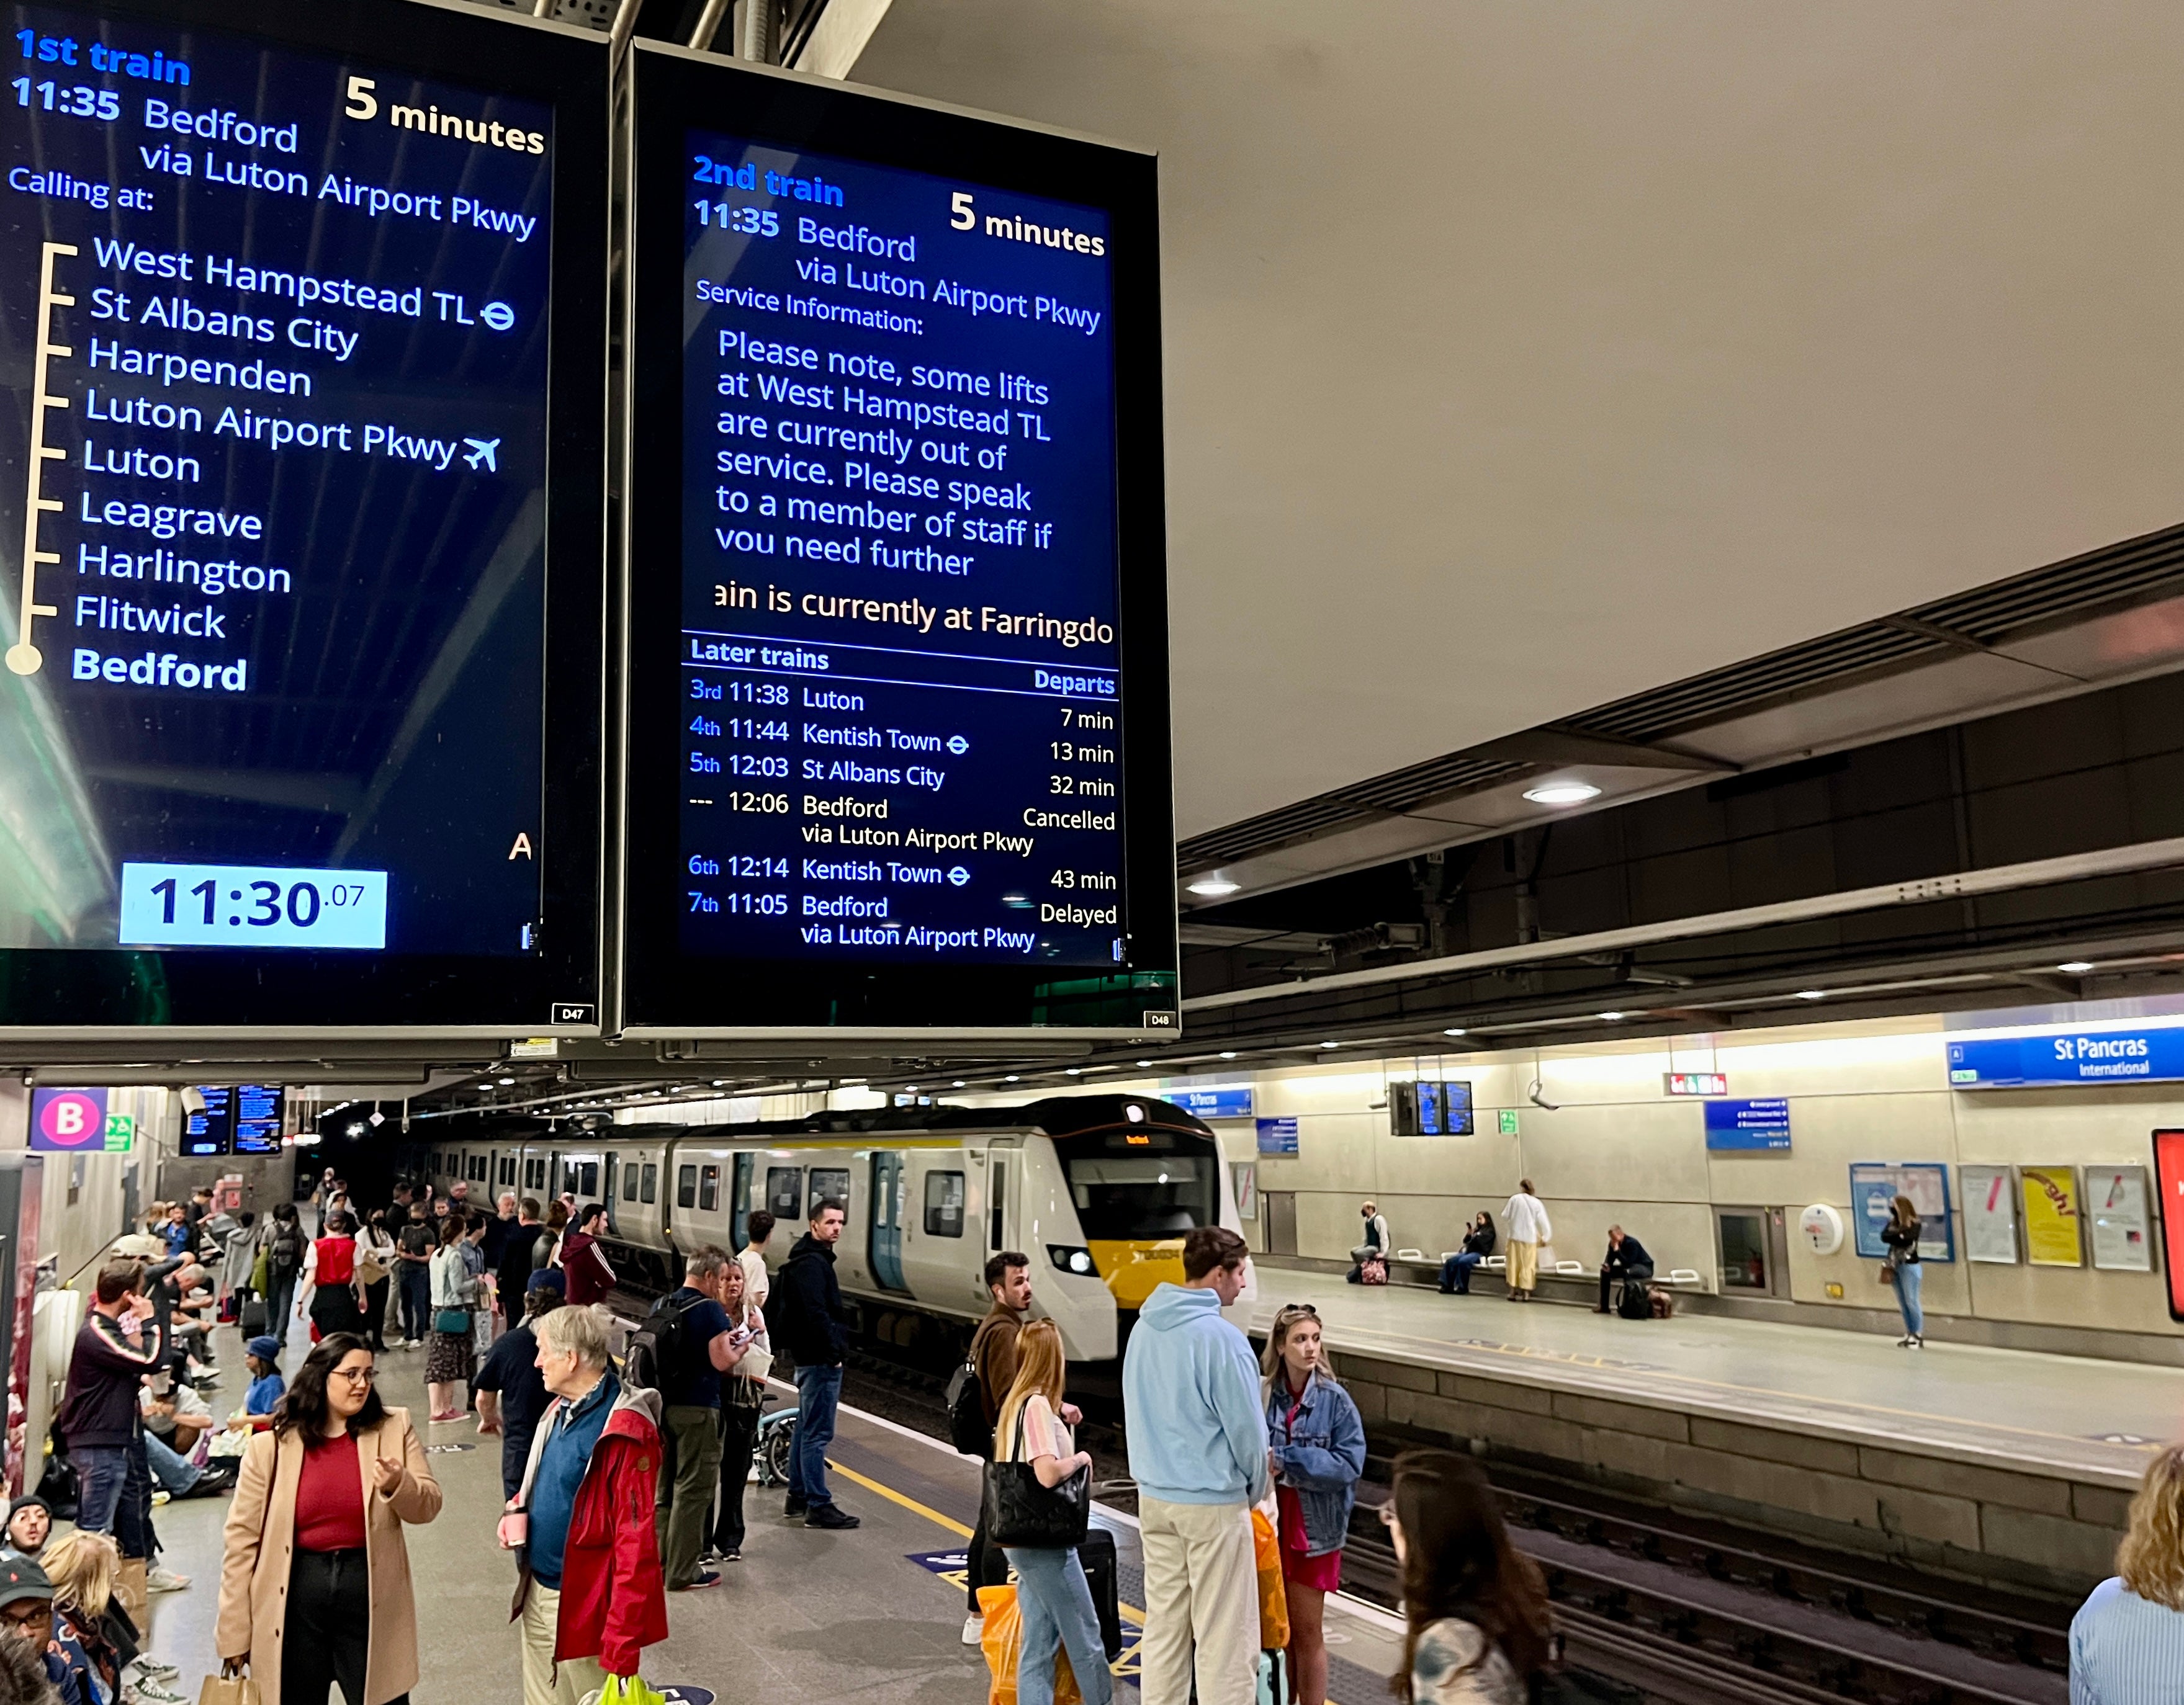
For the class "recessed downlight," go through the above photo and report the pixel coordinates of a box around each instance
[1523,781,1602,806]
[1320,1040,1340,1049]
[1444,1027,1467,1037]
[1598,1011,1627,1021]
[1187,877,1241,898]
[1794,990,1827,1001]
[2059,960,2095,974]
[1219,1050,1238,1059]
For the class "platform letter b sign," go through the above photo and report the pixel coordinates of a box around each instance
[32,1088,107,1151]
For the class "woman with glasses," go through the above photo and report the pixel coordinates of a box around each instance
[216,1333,441,1705]
[1385,1449,1552,1704]
[1260,1305,1367,1705]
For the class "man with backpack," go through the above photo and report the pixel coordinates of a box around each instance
[635,1247,753,1591]
[260,1206,307,1340]
[395,1200,435,1349]
[768,1199,859,1529]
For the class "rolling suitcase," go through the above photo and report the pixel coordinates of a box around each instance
[239,1294,267,1334]
[1077,1527,1123,1661]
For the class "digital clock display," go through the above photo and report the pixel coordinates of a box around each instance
[0,0,606,1031]
[619,46,1179,1034]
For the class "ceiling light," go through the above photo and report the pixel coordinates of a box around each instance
[2059,960,2095,974]
[952,1080,967,1088]
[1320,1040,1340,1049]
[1064,1068,1082,1076]
[1004,1074,1020,1082]
[1522,781,1602,807]
[1598,1011,1626,1021]
[1794,990,1827,1001]
[1136,1059,1153,1067]
[1186,877,1241,898]
[1219,1051,1238,1059]
[497,1076,515,1086]
[1444,1027,1467,1037]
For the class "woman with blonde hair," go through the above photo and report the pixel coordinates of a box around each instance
[1879,1195,1924,1349]
[992,1319,1110,1705]
[46,1531,125,1705]
[1260,1304,1365,1705]
[2071,1441,2184,1695]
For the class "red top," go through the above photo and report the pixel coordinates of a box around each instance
[294,1433,367,1553]
[313,1236,356,1287]
[560,1232,611,1305]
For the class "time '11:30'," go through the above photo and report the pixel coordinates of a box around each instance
[148,875,370,929]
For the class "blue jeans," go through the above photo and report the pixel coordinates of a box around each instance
[264,1269,299,1340]
[74,1445,129,1534]
[399,1264,431,1341]
[1438,1253,1483,1293]
[789,1363,842,1506]
[1006,1546,1113,1705]
[1894,1261,1923,1338]
[142,1431,201,1496]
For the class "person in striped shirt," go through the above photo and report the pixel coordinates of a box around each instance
[2070,1442,2184,1703]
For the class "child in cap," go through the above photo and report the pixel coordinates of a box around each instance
[243,1337,284,1419]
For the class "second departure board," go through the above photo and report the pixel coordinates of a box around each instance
[622,48,1176,1034]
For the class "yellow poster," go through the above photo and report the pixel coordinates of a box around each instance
[2020,1165,2082,1267]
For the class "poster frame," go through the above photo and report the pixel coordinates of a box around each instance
[2019,1164,2084,1268]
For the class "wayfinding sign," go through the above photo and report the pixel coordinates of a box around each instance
[0,0,608,1032]
[619,47,1176,1034]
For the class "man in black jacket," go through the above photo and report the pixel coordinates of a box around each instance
[770,1199,858,1529]
[57,1261,169,1537]
[1596,1226,1655,1314]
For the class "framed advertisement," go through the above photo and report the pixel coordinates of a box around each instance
[2087,1164,2154,1273]
[2020,1165,2083,1267]
[1960,1164,2020,1264]
[2152,1132,2184,1321]
[1848,1162,1954,1262]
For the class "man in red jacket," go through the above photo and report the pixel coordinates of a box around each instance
[506,1304,668,1705]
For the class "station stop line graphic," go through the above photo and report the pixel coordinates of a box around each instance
[6,240,77,678]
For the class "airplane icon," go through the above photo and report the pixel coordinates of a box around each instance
[462,437,500,472]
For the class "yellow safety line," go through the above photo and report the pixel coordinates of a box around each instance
[1415,1332,2167,1457]
[827,1458,1147,1624]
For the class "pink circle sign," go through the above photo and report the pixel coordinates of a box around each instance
[37,1092,104,1148]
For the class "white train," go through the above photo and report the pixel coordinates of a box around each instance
[415,1094,1243,1363]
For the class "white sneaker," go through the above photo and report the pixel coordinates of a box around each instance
[1907,1335,1925,1350]
[127,1658,180,1682]
[127,1680,188,1705]
[961,1614,984,1647]
[145,1566,190,1593]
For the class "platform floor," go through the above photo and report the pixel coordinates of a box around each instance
[1228,1269,2184,1487]
[140,1318,1404,1705]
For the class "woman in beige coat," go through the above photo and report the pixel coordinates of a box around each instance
[217,1333,442,1705]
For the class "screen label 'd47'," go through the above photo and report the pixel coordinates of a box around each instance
[118,862,388,949]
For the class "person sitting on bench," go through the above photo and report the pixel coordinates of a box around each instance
[1596,1227,1655,1314]
[1436,1214,1496,1294]
[1344,1202,1390,1284]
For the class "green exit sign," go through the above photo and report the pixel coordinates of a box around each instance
[104,1114,134,1152]
[1496,1109,1520,1136]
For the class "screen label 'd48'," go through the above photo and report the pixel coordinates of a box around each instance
[118,863,388,949]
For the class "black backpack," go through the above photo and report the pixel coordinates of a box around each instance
[1616,1279,1652,1320]
[945,1340,993,1458]
[624,1291,702,1392]
[269,1223,305,1272]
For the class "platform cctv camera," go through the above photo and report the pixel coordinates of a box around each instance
[178,1087,207,1117]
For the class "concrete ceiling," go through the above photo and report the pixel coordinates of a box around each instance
[848,1,2184,841]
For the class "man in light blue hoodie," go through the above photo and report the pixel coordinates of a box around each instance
[1123,1225,1268,1705]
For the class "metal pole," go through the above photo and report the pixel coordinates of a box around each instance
[608,0,645,65]
[533,0,554,17]
[689,0,733,49]
[739,0,776,64]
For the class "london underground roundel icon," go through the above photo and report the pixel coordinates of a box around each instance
[34,1090,106,1150]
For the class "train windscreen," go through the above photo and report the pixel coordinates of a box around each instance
[1056,1130,1219,1238]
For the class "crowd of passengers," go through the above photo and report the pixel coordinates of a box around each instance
[2,1177,2177,1705]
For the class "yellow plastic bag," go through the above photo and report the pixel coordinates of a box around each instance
[1251,1509,1290,1650]
[596,1675,671,1705]
[977,1584,1084,1705]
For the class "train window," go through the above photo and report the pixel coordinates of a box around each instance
[924,1171,965,1237]
[1063,1155,1215,1239]
[580,1162,599,1198]
[700,1165,721,1211]
[623,1165,639,1203]
[677,1166,698,1209]
[809,1168,848,1214]
[767,1168,802,1222]
[642,1163,658,1205]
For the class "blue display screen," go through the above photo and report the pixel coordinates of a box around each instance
[678,132,1126,967]
[0,1,555,958]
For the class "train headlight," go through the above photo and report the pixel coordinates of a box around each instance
[1048,1245,1097,1276]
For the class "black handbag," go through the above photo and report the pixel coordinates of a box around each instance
[981,1457,1090,1548]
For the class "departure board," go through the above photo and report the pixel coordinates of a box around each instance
[621,47,1177,1034]
[0,0,608,1032]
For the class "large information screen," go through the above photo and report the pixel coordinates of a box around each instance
[622,47,1177,1034]
[0,0,607,1032]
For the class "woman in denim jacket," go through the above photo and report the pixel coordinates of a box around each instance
[1261,1304,1368,1705]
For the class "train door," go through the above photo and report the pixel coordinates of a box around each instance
[869,1152,909,1292]
[603,1155,619,1237]
[901,1148,978,1312]
[730,1154,753,1251]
